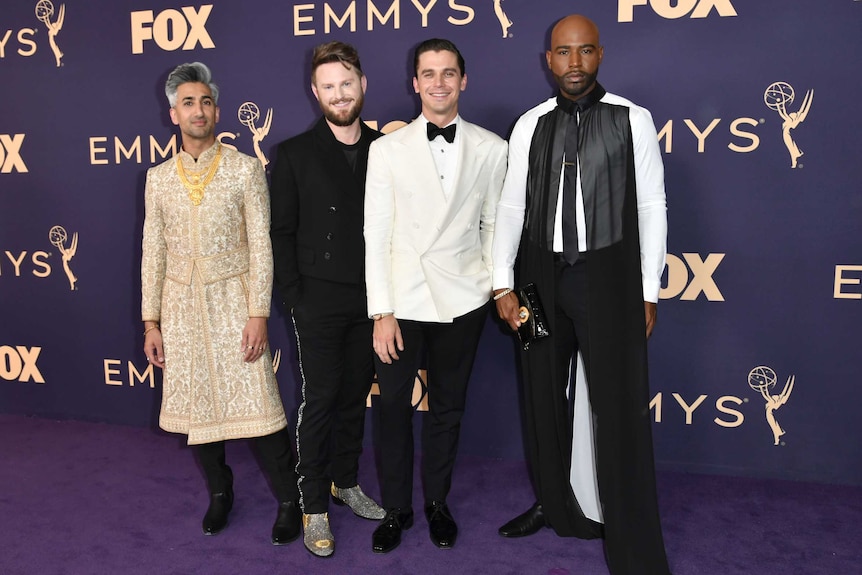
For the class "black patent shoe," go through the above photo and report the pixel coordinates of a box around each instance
[372,508,414,553]
[425,501,458,549]
[498,502,547,538]
[202,488,234,535]
[271,500,302,545]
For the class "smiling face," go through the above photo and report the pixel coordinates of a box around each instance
[169,81,219,145]
[412,49,467,126]
[546,15,604,102]
[312,61,366,128]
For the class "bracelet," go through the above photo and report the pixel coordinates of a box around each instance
[493,288,513,301]
[372,312,393,321]
[143,325,160,336]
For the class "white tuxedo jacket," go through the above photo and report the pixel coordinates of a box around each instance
[365,117,507,322]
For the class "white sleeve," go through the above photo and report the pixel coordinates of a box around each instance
[630,106,667,303]
[364,140,395,316]
[491,117,531,290]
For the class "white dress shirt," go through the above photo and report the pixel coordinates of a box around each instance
[423,114,461,200]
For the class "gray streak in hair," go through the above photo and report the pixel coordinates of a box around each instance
[165,62,219,107]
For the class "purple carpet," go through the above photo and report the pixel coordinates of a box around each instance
[0,414,859,575]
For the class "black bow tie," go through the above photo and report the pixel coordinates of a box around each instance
[427,122,456,143]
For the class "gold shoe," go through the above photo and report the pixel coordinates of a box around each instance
[303,512,335,558]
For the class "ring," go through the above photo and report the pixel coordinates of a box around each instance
[518,306,530,321]
[246,345,253,349]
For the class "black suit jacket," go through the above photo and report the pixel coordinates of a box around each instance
[270,117,382,309]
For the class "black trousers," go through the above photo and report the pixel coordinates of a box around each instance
[553,258,591,415]
[291,277,375,514]
[195,427,298,503]
[374,302,488,511]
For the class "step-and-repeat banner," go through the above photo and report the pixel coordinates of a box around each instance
[2,1,860,485]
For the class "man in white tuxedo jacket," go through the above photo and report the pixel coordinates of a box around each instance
[364,38,507,554]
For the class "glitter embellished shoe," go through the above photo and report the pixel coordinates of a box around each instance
[303,512,335,558]
[331,483,386,520]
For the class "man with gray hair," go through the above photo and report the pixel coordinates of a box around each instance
[142,62,301,546]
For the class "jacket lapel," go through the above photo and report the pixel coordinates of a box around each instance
[432,121,487,234]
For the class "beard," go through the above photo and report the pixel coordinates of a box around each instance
[555,69,599,100]
[321,92,364,127]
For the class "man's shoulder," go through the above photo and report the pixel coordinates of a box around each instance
[276,125,317,152]
[373,118,420,147]
[516,97,558,123]
[149,155,175,174]
[460,118,505,147]
[600,91,653,119]
[220,145,258,167]
[510,97,557,140]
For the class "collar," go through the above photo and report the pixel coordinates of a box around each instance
[421,114,460,130]
[178,140,220,164]
[556,83,607,116]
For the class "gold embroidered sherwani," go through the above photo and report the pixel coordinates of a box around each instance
[141,144,287,445]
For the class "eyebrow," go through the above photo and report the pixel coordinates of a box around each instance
[554,43,597,51]
[420,67,459,75]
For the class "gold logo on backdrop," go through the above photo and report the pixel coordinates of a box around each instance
[0,345,45,383]
[493,0,513,38]
[367,369,428,412]
[748,366,794,446]
[271,349,281,374]
[48,225,77,290]
[35,0,64,67]
[238,102,272,169]
[0,134,28,173]
[764,82,813,169]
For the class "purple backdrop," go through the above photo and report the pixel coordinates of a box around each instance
[2,0,860,485]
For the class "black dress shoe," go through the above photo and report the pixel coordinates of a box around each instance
[202,488,234,535]
[424,501,457,549]
[498,503,547,538]
[271,500,301,545]
[372,508,414,554]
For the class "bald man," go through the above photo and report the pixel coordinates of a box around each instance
[491,15,670,575]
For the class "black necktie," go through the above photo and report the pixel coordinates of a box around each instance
[427,122,456,143]
[562,110,580,265]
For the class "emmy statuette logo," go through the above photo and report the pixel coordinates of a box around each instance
[764,82,813,169]
[748,366,795,446]
[237,102,273,169]
[493,0,513,38]
[48,225,77,290]
[35,0,63,67]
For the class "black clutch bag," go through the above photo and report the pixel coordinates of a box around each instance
[516,283,550,351]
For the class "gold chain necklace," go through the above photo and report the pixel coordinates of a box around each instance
[176,143,222,206]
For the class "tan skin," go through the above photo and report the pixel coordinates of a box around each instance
[494,15,657,339]
[372,50,468,365]
[311,61,368,145]
[143,81,269,368]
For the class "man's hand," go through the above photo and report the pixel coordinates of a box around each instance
[644,302,657,339]
[144,325,165,368]
[373,315,404,364]
[242,317,268,363]
[494,289,522,332]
